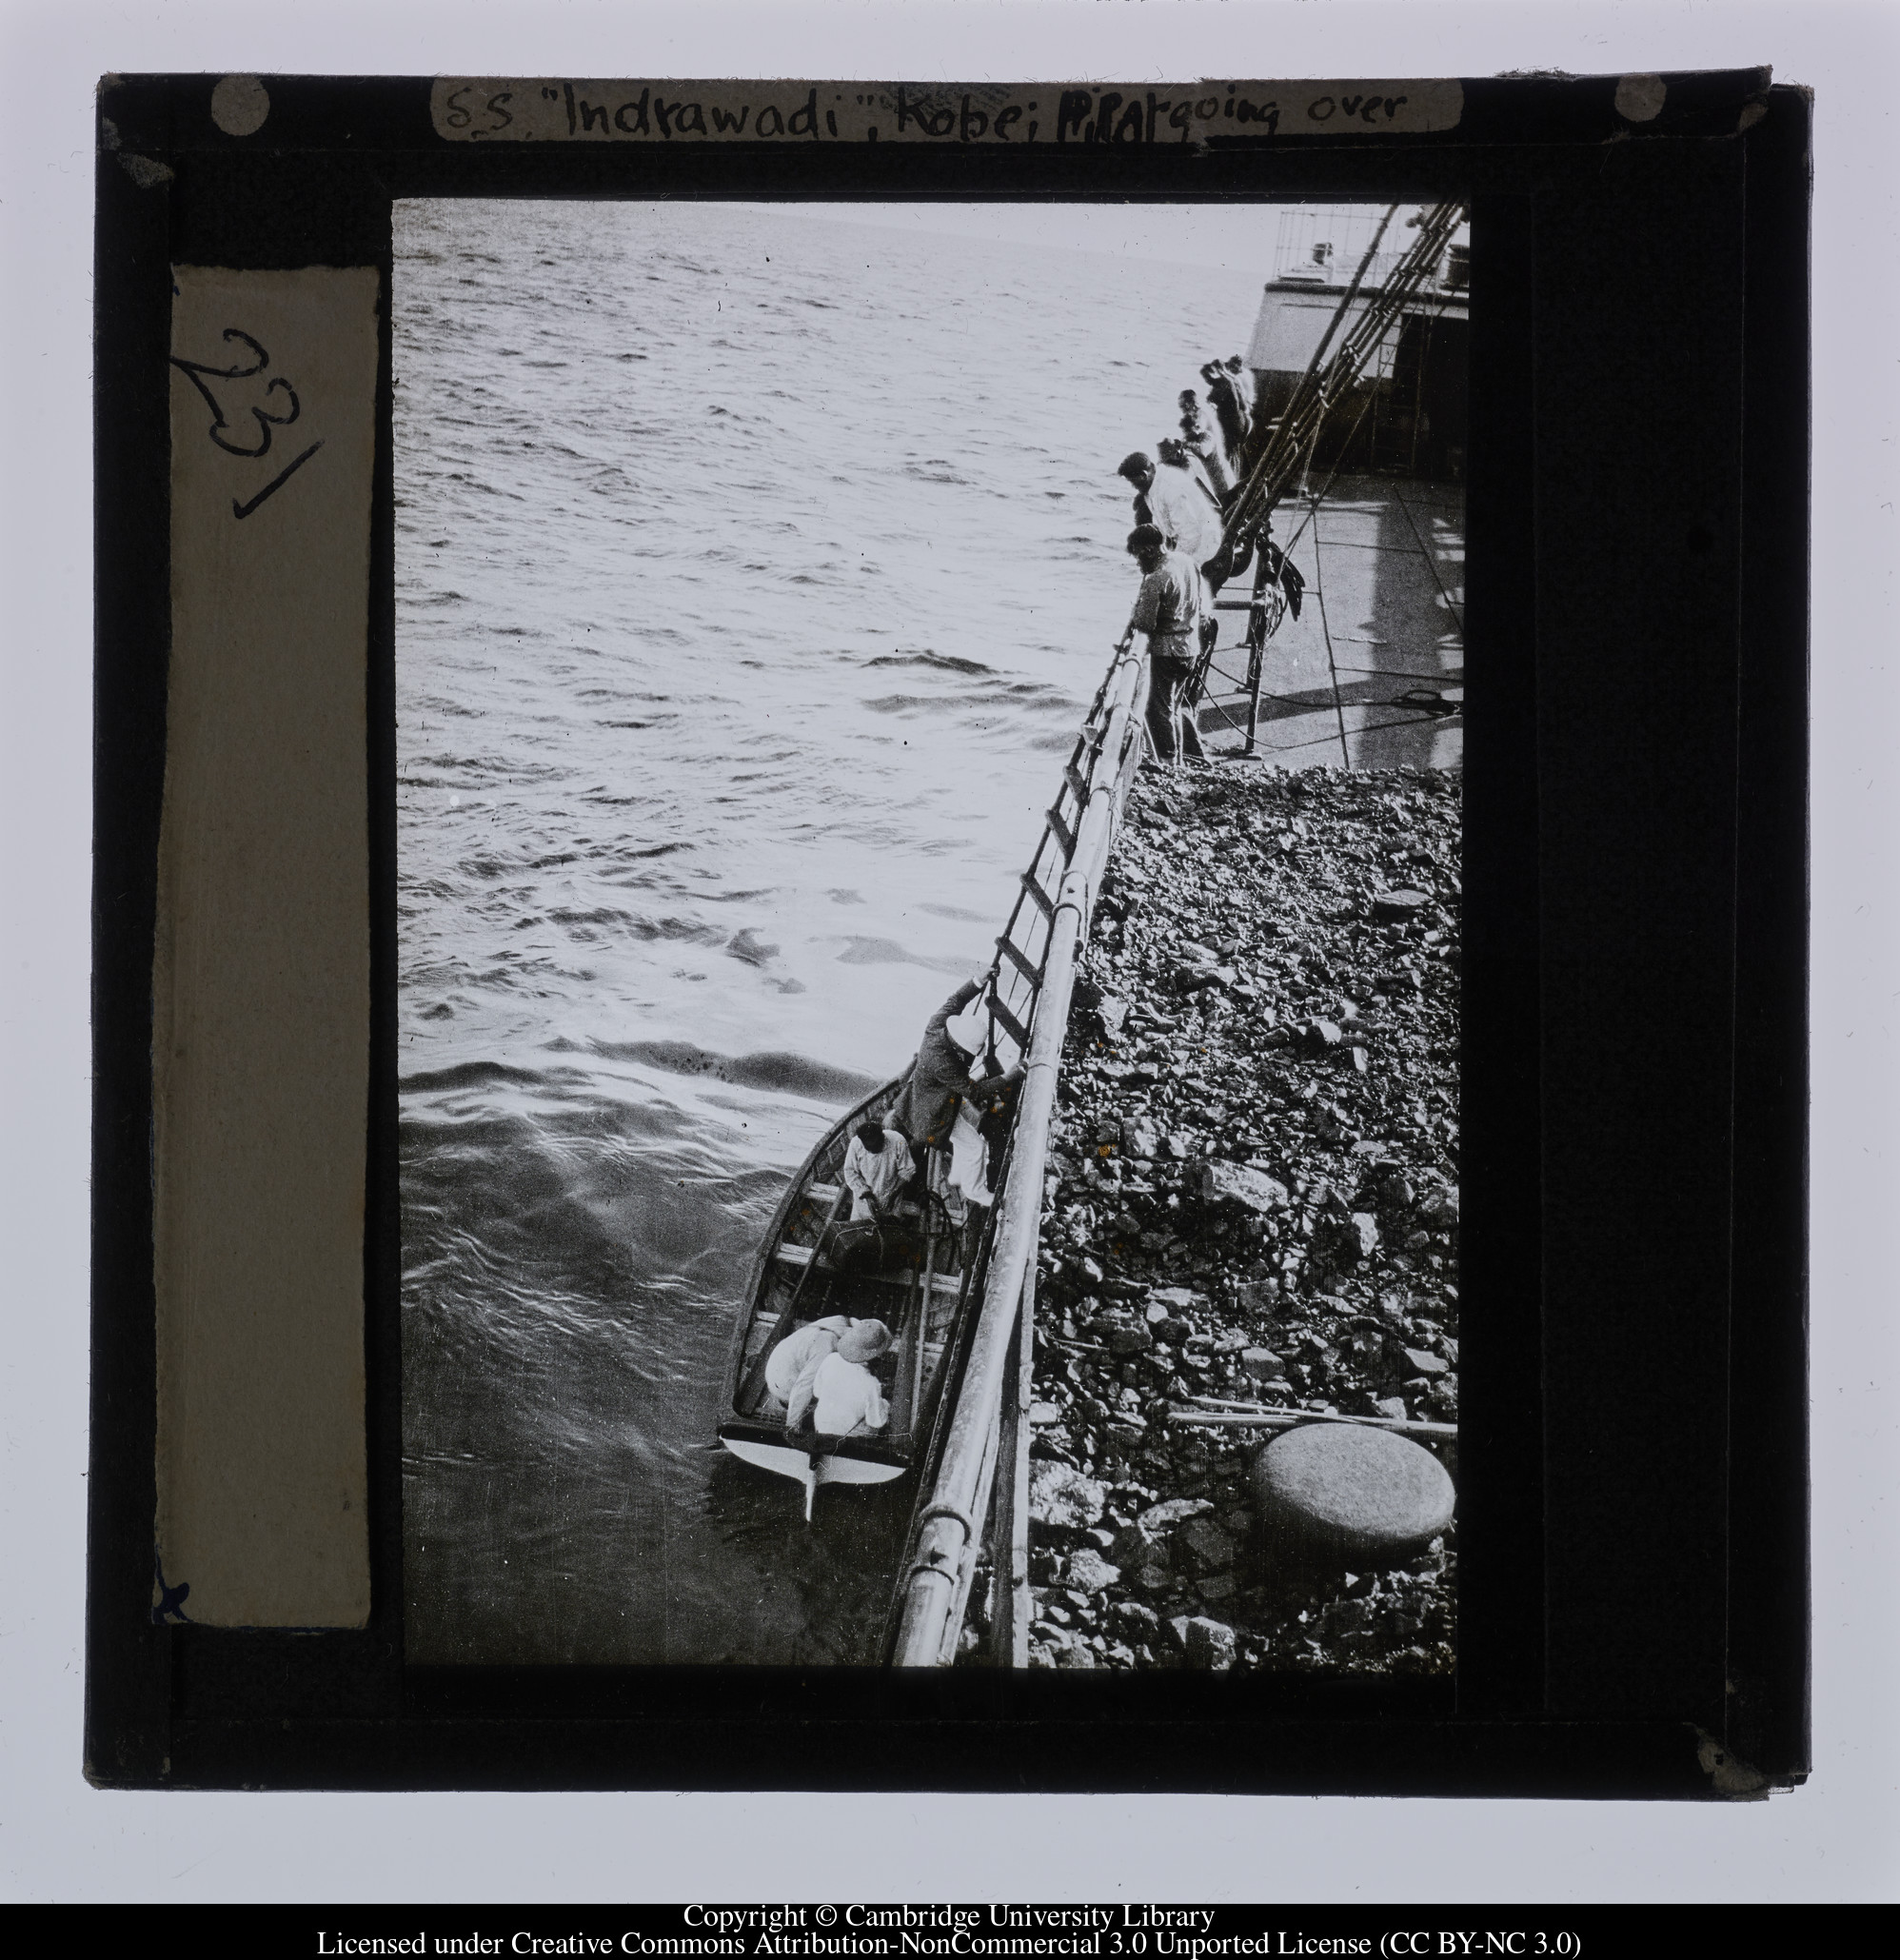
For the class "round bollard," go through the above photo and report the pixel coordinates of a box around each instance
[1251,1422,1455,1563]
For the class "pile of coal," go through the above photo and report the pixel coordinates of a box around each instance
[1014,762,1461,1673]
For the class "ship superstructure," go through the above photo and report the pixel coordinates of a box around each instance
[1245,204,1470,484]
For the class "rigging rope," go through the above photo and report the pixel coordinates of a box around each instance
[1217,201,1469,557]
[1186,226,1470,754]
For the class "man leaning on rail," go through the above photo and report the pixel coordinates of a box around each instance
[1118,448,1252,600]
[1118,523,1208,771]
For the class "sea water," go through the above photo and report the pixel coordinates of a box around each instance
[395,199,1267,1663]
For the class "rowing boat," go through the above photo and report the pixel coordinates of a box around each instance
[718,644,1145,1524]
[716,1076,997,1520]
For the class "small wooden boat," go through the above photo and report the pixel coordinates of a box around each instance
[719,636,1141,1523]
[717,1077,994,1520]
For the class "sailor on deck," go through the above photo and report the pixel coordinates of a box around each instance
[1202,355,1255,472]
[1118,449,1158,532]
[1151,439,1224,573]
[1178,390,1233,503]
[1119,523,1208,769]
[1118,446,1232,598]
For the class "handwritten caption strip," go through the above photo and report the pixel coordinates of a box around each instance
[429,79,1464,146]
[156,266,378,1628]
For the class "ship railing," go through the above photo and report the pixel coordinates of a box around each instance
[890,640,1150,1668]
[973,649,1135,1077]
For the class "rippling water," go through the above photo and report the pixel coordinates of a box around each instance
[395,199,1269,1663]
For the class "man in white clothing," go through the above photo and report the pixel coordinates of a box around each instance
[841,1121,914,1220]
[802,1319,894,1441]
[764,1315,849,1409]
[1149,438,1223,570]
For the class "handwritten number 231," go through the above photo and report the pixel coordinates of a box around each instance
[169,329,302,456]
[170,328,325,519]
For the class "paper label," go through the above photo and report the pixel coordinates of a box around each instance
[429,78,1464,145]
[154,266,378,1629]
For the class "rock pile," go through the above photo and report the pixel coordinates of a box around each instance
[1015,762,1461,1673]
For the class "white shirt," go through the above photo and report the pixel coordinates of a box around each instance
[810,1351,890,1437]
[1187,439,1232,500]
[841,1132,914,1218]
[1129,549,1206,660]
[1149,463,1222,565]
[764,1316,848,1403]
[947,1098,993,1208]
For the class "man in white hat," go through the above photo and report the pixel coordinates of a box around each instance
[890,964,1023,1156]
[789,1318,894,1441]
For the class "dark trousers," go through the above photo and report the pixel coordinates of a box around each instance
[1146,653,1205,764]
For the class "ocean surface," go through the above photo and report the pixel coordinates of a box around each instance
[394,199,1271,1664]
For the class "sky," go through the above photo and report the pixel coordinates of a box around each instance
[735,199,1309,276]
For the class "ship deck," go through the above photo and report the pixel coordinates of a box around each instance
[1198,472,1464,772]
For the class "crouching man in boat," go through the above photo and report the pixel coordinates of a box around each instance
[787,1319,894,1447]
[841,1120,915,1222]
[762,1314,852,1417]
[1118,524,1208,770]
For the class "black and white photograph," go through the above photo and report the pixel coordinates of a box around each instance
[395,194,1468,1673]
[11,0,1855,1890]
